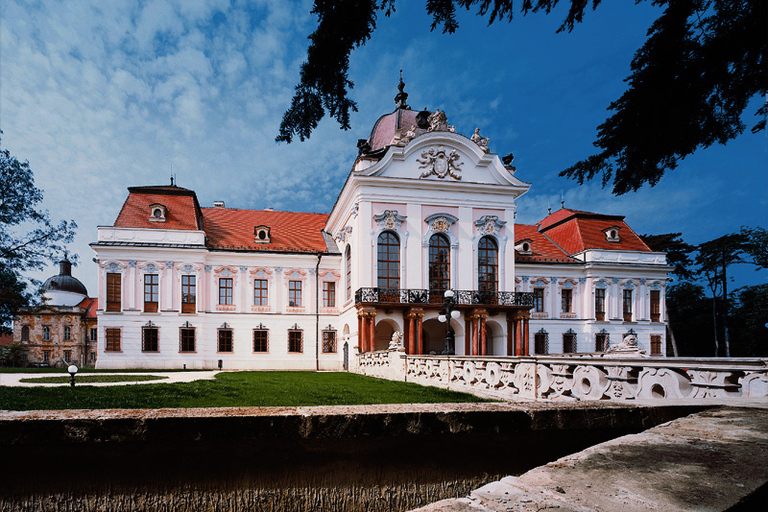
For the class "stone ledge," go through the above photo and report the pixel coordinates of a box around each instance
[409,407,768,512]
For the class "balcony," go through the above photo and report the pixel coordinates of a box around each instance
[354,287,534,308]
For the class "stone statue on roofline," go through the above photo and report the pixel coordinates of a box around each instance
[471,128,490,153]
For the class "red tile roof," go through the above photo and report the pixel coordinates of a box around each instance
[514,224,579,264]
[77,297,98,319]
[114,186,202,230]
[202,208,331,253]
[536,208,652,254]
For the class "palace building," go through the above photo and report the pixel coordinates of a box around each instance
[13,259,98,367]
[90,82,670,369]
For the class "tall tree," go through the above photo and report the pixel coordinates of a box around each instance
[278,1,766,195]
[695,233,748,357]
[0,132,77,332]
[641,232,696,356]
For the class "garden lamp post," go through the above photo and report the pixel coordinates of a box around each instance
[438,289,461,355]
[68,365,78,387]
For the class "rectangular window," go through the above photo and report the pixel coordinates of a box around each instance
[43,350,50,363]
[288,281,302,307]
[144,274,159,312]
[106,273,121,311]
[323,282,336,308]
[595,333,609,352]
[253,329,268,352]
[288,329,303,353]
[218,329,233,353]
[89,327,97,342]
[322,330,337,353]
[533,288,544,312]
[650,290,660,322]
[180,328,196,352]
[534,332,549,354]
[561,288,573,313]
[42,326,50,342]
[63,350,71,363]
[562,333,577,353]
[346,247,351,302]
[142,327,159,352]
[651,334,663,356]
[623,289,633,321]
[219,278,233,305]
[105,328,121,351]
[181,275,196,313]
[595,288,606,321]
[63,326,71,341]
[254,279,268,306]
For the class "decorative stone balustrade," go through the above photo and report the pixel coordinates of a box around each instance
[355,351,768,402]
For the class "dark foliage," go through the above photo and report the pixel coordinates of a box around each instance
[280,1,765,195]
[640,232,696,280]
[0,132,77,330]
[563,0,767,194]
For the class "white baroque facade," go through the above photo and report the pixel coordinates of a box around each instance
[91,83,670,369]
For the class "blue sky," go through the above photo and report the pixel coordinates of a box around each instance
[1,0,766,296]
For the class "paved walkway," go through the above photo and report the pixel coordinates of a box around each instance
[411,406,768,512]
[0,370,220,387]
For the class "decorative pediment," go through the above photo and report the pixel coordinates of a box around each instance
[215,267,236,277]
[417,146,463,180]
[425,213,458,234]
[373,210,406,231]
[250,267,273,278]
[476,215,506,237]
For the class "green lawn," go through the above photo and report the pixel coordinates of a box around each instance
[0,371,489,411]
[19,375,168,384]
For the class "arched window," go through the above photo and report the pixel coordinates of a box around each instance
[478,236,498,293]
[377,231,400,291]
[21,326,30,342]
[345,246,352,302]
[429,233,450,297]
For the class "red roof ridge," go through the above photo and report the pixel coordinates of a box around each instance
[201,207,329,216]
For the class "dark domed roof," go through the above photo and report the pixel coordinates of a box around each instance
[42,260,88,296]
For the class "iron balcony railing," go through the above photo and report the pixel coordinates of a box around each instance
[354,287,534,307]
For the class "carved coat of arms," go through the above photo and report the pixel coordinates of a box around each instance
[417,146,463,180]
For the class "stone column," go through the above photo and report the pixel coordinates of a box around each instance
[480,316,487,356]
[465,317,471,355]
[506,314,515,356]
[368,310,376,352]
[416,312,424,355]
[357,311,364,352]
[523,316,530,356]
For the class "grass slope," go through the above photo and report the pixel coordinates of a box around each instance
[0,371,488,411]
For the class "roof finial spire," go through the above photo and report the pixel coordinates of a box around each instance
[561,193,565,209]
[394,70,410,110]
[170,164,175,187]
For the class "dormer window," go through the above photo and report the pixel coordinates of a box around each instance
[254,225,271,243]
[149,203,167,223]
[515,239,533,255]
[603,226,621,243]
